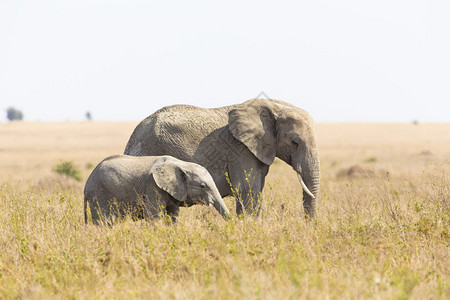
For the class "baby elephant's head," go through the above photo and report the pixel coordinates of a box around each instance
[151,156,230,219]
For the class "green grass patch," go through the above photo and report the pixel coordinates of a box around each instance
[53,161,83,182]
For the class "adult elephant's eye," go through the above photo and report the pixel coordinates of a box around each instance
[200,183,207,189]
[292,140,299,147]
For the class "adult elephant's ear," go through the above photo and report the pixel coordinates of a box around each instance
[228,99,277,165]
[151,158,188,202]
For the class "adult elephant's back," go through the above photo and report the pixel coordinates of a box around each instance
[124,104,234,160]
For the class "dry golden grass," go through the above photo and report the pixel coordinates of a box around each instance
[0,121,137,181]
[0,121,449,299]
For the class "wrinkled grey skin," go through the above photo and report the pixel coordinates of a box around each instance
[124,99,320,218]
[84,155,230,224]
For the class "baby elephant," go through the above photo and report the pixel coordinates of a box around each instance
[84,155,230,224]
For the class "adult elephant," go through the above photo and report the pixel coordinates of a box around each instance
[124,98,320,218]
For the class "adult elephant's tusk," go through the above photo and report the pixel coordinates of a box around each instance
[298,173,315,199]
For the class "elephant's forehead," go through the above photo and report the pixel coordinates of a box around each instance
[280,115,312,132]
[280,107,312,123]
[185,163,210,177]
[278,112,316,141]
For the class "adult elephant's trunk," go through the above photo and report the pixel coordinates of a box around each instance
[296,152,320,219]
[298,173,315,198]
[298,172,320,218]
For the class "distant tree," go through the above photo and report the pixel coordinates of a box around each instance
[6,107,24,121]
[85,111,92,121]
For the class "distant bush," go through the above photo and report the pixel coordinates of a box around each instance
[86,162,95,170]
[6,107,24,121]
[53,161,82,181]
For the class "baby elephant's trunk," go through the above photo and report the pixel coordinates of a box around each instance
[210,191,231,220]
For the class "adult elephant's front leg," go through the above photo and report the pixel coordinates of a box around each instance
[229,162,269,216]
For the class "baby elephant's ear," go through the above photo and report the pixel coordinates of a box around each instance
[151,159,188,202]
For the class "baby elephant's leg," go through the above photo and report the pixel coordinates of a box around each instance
[166,205,180,223]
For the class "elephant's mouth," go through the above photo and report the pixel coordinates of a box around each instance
[188,197,209,206]
[297,173,315,199]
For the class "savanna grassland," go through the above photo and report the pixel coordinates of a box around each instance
[0,121,448,299]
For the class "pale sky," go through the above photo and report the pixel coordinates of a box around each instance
[1,0,449,122]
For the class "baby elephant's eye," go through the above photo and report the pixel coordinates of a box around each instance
[200,183,207,189]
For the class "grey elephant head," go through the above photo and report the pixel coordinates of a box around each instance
[150,157,231,219]
[228,99,320,218]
